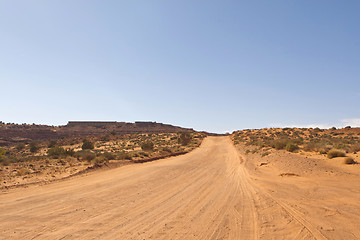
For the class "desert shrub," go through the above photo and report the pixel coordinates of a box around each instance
[65,148,75,156]
[75,150,96,161]
[82,139,94,150]
[271,139,289,150]
[0,157,10,166]
[117,151,132,160]
[344,157,356,164]
[141,141,154,151]
[327,149,346,159]
[285,143,299,152]
[47,146,66,158]
[349,144,360,153]
[178,132,192,146]
[16,143,26,151]
[47,140,57,148]
[29,142,39,153]
[92,156,107,165]
[103,151,115,160]
[0,147,6,160]
[162,147,172,153]
[319,149,328,154]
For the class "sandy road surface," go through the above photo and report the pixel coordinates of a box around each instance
[0,137,359,239]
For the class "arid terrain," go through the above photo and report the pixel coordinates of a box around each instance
[1,135,359,239]
[0,132,204,188]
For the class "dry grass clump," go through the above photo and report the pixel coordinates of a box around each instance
[344,157,356,164]
[327,149,346,159]
[285,143,299,152]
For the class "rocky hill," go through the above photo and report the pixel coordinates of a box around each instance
[0,121,194,146]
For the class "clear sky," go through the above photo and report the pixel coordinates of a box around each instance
[1,1,360,133]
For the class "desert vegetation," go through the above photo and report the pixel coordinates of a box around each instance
[0,132,205,188]
[232,127,359,164]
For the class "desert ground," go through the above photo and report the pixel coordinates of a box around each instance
[0,136,359,239]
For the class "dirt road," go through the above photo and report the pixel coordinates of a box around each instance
[1,137,359,239]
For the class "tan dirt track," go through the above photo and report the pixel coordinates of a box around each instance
[0,137,359,239]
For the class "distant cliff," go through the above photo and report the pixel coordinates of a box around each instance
[0,121,194,145]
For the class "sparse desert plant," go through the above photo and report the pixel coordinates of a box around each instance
[65,148,75,156]
[47,146,66,158]
[285,143,299,152]
[162,147,172,153]
[178,132,192,146]
[117,151,132,160]
[75,150,96,161]
[92,156,107,165]
[271,139,289,150]
[103,151,115,160]
[344,157,356,164]
[319,149,328,154]
[327,149,346,159]
[141,141,154,151]
[16,143,26,151]
[47,140,57,148]
[29,141,39,153]
[82,139,94,150]
[349,144,360,153]
[0,147,6,159]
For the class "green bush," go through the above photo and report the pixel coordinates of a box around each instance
[327,149,346,159]
[82,139,94,150]
[285,143,299,152]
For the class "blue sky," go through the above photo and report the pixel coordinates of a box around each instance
[1,1,360,133]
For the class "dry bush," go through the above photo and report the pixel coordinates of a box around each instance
[178,132,192,146]
[82,139,94,150]
[344,157,356,164]
[75,150,96,161]
[141,141,154,151]
[47,146,66,158]
[103,152,115,160]
[16,168,31,176]
[285,143,299,152]
[271,139,289,150]
[327,149,346,159]
[92,156,107,165]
